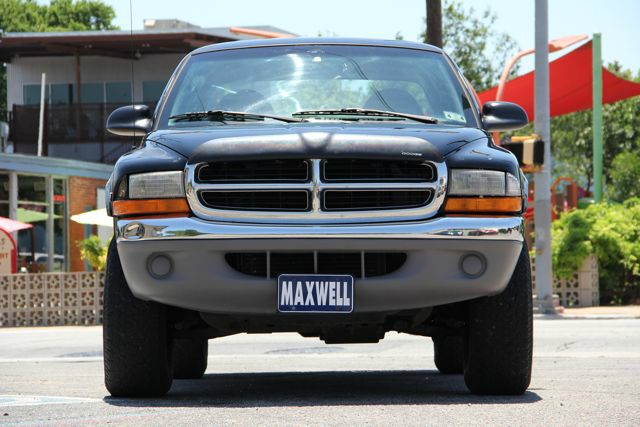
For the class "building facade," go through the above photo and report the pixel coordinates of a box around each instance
[0,153,111,272]
[0,22,295,272]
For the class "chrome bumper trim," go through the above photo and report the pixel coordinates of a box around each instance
[116,216,524,242]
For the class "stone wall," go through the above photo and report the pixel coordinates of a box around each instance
[0,272,104,327]
[533,255,600,307]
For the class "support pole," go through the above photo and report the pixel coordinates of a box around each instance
[37,73,46,157]
[46,176,54,272]
[534,0,556,314]
[426,0,443,48]
[592,33,603,202]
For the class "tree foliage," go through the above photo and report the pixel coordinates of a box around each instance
[552,199,640,304]
[422,0,519,92]
[608,151,640,202]
[0,0,118,112]
[0,0,117,32]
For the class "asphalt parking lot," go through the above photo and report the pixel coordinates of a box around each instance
[1,318,639,426]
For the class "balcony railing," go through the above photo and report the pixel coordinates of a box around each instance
[10,103,155,164]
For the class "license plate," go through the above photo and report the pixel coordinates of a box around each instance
[277,274,354,313]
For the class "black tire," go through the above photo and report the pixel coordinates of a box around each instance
[103,239,173,397]
[172,338,208,379]
[463,242,533,395]
[433,336,464,374]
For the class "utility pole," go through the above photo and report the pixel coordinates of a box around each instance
[534,0,556,314]
[426,0,443,47]
[592,33,603,202]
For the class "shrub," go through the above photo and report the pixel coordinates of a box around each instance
[77,235,109,272]
[551,198,640,304]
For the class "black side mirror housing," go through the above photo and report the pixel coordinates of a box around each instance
[482,101,528,132]
[106,105,153,137]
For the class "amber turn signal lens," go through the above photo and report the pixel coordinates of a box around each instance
[444,197,522,214]
[112,198,190,217]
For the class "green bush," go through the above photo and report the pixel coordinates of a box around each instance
[551,198,640,304]
[77,235,109,272]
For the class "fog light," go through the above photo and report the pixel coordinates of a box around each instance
[147,254,173,279]
[460,253,486,278]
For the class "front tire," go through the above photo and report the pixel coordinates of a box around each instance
[463,242,533,395]
[103,240,173,397]
[172,338,208,379]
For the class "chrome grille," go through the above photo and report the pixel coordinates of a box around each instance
[186,159,447,224]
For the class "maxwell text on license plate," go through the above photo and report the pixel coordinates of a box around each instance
[277,274,354,313]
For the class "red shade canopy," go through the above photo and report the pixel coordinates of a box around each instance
[0,216,33,233]
[478,41,640,121]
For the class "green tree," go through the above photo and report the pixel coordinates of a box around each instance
[422,0,519,91]
[607,151,640,202]
[550,63,640,191]
[0,0,118,113]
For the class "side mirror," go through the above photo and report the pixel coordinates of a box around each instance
[106,105,153,137]
[482,101,528,132]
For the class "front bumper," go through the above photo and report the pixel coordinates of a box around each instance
[116,216,524,314]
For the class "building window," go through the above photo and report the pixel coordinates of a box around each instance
[23,84,46,106]
[0,174,8,218]
[53,178,67,272]
[143,81,166,103]
[50,83,74,105]
[14,175,68,272]
[17,175,47,271]
[106,82,132,104]
[78,83,104,104]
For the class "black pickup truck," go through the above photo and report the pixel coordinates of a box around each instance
[103,38,531,397]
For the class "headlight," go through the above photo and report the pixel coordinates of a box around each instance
[128,171,185,199]
[449,169,521,197]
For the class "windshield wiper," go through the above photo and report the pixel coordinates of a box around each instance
[168,110,304,123]
[292,108,438,124]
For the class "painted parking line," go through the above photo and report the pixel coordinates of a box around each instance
[0,395,100,407]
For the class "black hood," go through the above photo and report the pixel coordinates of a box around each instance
[146,123,489,162]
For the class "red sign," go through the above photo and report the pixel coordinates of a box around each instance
[0,229,17,274]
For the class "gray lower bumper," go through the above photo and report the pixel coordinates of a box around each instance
[116,216,524,314]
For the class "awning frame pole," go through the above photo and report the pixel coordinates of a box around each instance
[592,33,603,202]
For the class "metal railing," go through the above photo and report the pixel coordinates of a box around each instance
[10,103,155,164]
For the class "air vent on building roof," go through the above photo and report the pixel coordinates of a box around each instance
[143,19,199,30]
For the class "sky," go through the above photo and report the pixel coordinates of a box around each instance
[104,0,640,75]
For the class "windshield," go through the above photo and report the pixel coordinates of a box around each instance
[158,44,477,128]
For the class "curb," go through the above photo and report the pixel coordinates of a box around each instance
[534,313,640,320]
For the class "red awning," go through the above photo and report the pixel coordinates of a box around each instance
[478,41,640,121]
[0,216,33,233]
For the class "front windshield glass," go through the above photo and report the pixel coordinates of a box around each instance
[158,44,477,128]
